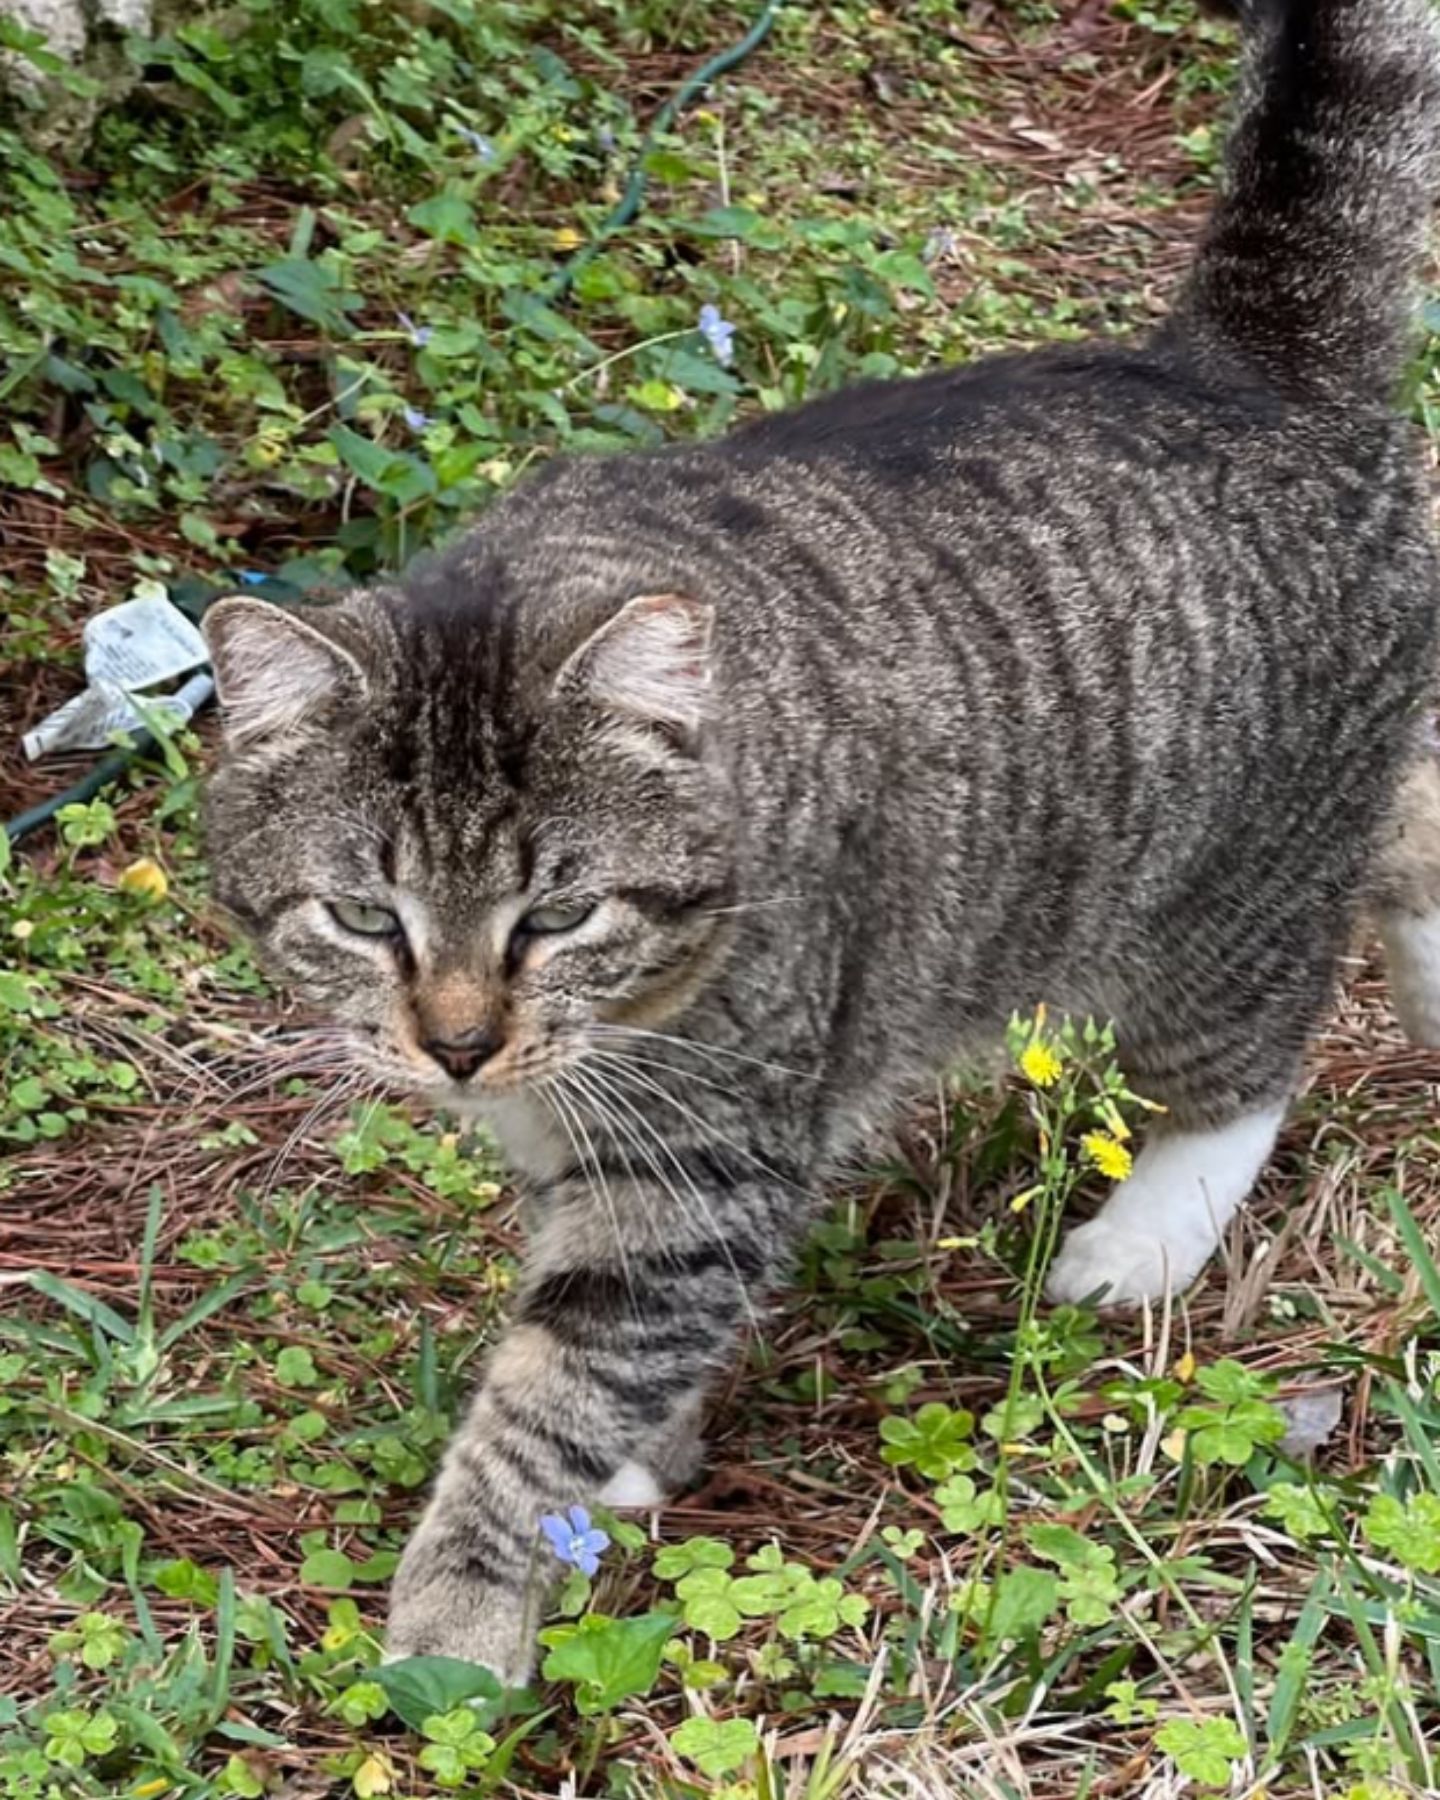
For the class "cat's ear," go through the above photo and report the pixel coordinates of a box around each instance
[203,598,367,747]
[557,593,714,742]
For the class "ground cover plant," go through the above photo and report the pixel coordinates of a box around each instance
[2,2,1440,1795]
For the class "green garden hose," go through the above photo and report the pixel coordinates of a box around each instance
[544,0,784,301]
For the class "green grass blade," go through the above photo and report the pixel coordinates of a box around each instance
[1383,1187,1440,1321]
[1265,1564,1332,1761]
[212,1565,237,1717]
[26,1270,134,1345]
[156,1270,254,1353]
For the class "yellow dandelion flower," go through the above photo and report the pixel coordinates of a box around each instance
[1173,1350,1196,1384]
[1082,1131,1133,1182]
[552,225,585,251]
[118,857,168,901]
[1019,1040,1063,1088]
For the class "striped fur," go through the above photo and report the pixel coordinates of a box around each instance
[203,0,1440,1674]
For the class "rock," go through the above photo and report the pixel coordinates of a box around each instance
[1,0,159,148]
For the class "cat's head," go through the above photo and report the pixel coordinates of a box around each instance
[201,579,737,1104]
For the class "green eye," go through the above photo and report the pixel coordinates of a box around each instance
[328,898,401,937]
[519,901,596,937]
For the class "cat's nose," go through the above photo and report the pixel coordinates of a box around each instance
[422,1025,504,1082]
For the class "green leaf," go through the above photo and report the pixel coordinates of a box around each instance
[331,1680,389,1727]
[257,258,361,335]
[372,1656,503,1731]
[1362,1491,1440,1572]
[328,424,436,504]
[1195,1359,1273,1405]
[407,192,477,245]
[299,1547,357,1588]
[275,1345,319,1387]
[540,1611,676,1714]
[152,1558,220,1605]
[675,1566,742,1640]
[1260,1482,1334,1543]
[671,1715,759,1778]
[1154,1716,1247,1786]
[0,971,37,1011]
[983,1564,1060,1644]
[658,1533,738,1576]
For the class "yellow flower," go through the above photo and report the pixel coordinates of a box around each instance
[552,225,584,251]
[1173,1350,1196,1384]
[1082,1131,1133,1182]
[1019,1040,1063,1088]
[118,857,168,901]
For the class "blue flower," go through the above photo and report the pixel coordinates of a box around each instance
[402,404,432,431]
[397,310,432,348]
[540,1505,610,1577]
[697,303,735,367]
[236,570,268,586]
[455,125,495,161]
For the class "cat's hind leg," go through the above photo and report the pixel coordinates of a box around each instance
[1047,930,1329,1307]
[1374,756,1440,1048]
[1045,1102,1286,1305]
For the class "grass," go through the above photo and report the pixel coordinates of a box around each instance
[3,1,1440,1795]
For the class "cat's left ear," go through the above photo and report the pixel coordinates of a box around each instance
[557,593,714,744]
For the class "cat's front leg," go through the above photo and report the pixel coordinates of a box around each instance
[385,1182,778,1676]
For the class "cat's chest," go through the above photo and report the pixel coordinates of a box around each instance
[462,1092,571,1184]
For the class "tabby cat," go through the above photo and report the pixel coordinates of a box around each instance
[203,0,1440,1674]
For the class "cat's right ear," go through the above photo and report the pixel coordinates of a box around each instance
[203,598,367,748]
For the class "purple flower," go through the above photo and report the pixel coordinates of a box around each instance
[402,404,432,431]
[596,124,616,153]
[397,310,432,348]
[540,1505,610,1577]
[697,302,735,367]
[455,125,495,161]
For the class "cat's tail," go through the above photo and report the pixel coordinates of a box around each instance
[1166,0,1440,401]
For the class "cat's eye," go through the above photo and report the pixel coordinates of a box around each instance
[518,901,596,937]
[327,898,402,938]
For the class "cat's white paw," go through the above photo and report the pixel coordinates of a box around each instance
[597,1459,664,1508]
[1047,1216,1212,1307]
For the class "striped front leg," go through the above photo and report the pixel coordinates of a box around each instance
[384,1175,783,1676]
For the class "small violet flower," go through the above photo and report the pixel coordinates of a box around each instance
[697,302,735,367]
[596,123,616,153]
[402,404,432,432]
[397,310,432,349]
[236,569,269,587]
[455,125,495,161]
[540,1505,610,1577]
